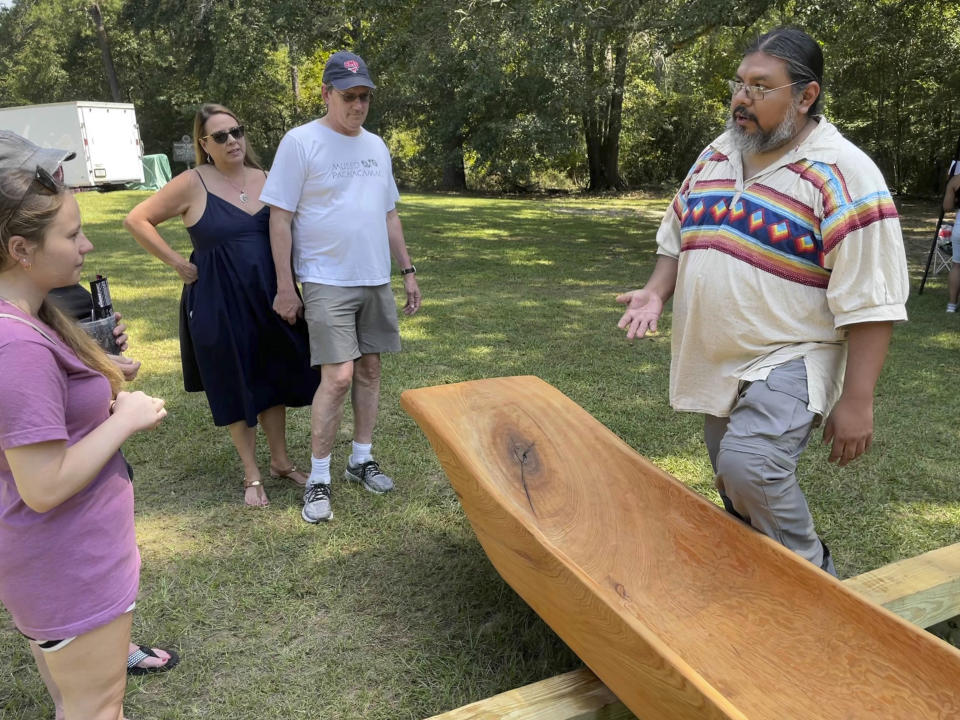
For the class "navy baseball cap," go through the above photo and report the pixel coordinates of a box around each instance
[0,130,76,174]
[322,51,376,90]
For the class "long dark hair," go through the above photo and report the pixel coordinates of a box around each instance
[192,103,263,169]
[745,27,824,117]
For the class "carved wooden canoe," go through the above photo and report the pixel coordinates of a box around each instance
[400,376,960,720]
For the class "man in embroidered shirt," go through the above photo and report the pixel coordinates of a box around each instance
[616,27,908,576]
[261,51,421,524]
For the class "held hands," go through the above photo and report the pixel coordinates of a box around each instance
[174,259,198,284]
[111,390,167,432]
[403,274,421,315]
[112,312,129,352]
[109,312,141,380]
[108,355,142,381]
[273,287,303,325]
[822,394,873,466]
[616,289,664,339]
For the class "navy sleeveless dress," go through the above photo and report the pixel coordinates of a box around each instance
[178,174,319,427]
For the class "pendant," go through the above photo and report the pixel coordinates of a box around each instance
[239,191,249,204]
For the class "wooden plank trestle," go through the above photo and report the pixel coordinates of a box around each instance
[400,376,960,720]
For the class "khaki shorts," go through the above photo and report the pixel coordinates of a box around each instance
[302,282,401,366]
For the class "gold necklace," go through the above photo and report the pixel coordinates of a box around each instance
[216,166,248,204]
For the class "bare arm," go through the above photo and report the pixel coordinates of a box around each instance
[387,209,421,315]
[945,175,960,213]
[268,206,302,324]
[5,391,166,513]
[821,321,893,466]
[123,171,200,283]
[616,255,679,339]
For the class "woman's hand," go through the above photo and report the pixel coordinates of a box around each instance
[112,390,167,432]
[174,260,198,284]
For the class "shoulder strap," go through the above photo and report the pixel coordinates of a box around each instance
[194,168,209,192]
[0,313,56,344]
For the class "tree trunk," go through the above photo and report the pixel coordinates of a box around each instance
[440,139,467,191]
[600,42,628,190]
[582,38,628,192]
[288,37,300,115]
[88,3,121,103]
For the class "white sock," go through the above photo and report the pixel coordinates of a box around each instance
[308,455,331,486]
[350,441,373,466]
[948,303,957,313]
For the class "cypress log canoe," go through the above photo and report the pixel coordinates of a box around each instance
[400,375,960,720]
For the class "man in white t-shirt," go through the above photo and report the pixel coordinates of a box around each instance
[261,51,421,524]
[616,28,908,576]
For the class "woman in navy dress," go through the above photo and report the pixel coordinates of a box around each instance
[125,104,318,506]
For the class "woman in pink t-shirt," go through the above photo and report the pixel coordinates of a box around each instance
[0,168,167,719]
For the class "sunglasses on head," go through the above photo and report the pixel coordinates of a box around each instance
[31,165,60,193]
[202,125,245,144]
[3,165,61,224]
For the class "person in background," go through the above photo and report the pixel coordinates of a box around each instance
[0,167,167,719]
[942,169,960,313]
[0,130,177,679]
[262,51,421,524]
[125,103,319,507]
[616,27,908,576]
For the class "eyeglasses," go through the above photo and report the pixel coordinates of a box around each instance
[334,89,373,104]
[3,165,61,225]
[31,165,60,193]
[201,125,245,144]
[727,79,803,101]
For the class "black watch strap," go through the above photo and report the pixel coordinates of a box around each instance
[400,265,417,275]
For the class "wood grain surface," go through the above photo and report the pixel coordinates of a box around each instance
[401,376,960,720]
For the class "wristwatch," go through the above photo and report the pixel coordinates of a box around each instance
[400,265,417,275]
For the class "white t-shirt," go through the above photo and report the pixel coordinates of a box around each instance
[260,121,400,286]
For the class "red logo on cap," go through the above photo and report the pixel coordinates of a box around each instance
[345,60,360,73]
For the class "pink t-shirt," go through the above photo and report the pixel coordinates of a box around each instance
[0,301,139,639]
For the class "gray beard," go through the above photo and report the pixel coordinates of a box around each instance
[726,99,803,155]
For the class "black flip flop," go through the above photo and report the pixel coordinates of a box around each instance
[127,645,180,676]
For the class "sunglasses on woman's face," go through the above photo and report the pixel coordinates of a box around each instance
[202,125,245,144]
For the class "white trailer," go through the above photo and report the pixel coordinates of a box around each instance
[0,101,144,188]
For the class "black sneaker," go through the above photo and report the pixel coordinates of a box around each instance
[301,482,333,523]
[344,460,394,494]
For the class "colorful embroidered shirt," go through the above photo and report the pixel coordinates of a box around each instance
[655,119,909,417]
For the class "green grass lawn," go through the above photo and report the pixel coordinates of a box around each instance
[1,189,958,719]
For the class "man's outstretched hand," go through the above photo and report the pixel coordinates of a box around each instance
[616,289,664,339]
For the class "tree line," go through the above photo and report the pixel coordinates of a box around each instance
[1,0,957,195]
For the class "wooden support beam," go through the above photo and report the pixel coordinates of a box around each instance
[427,543,960,719]
[841,541,960,628]
[424,667,633,720]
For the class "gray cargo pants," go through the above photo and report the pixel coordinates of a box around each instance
[703,358,837,576]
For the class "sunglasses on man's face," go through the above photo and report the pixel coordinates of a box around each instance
[202,125,245,144]
[334,89,373,104]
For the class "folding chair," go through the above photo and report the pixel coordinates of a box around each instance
[933,223,954,275]
[920,142,960,293]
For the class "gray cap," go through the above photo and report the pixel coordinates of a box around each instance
[0,130,76,174]
[322,51,376,90]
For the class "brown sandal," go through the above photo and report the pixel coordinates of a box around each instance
[270,465,308,487]
[243,477,270,507]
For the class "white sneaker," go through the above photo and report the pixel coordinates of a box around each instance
[301,482,333,523]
